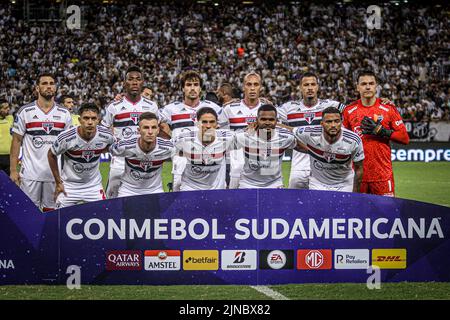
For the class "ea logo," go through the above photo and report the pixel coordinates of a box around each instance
[267,250,286,270]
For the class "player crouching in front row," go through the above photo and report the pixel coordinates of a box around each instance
[282,107,364,193]
[48,103,115,208]
[109,112,174,197]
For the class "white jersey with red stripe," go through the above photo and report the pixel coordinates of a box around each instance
[278,99,345,172]
[293,126,365,187]
[109,137,174,194]
[234,128,297,188]
[174,129,234,190]
[12,101,72,181]
[101,96,159,170]
[222,99,263,131]
[159,100,228,140]
[101,96,159,140]
[50,126,115,186]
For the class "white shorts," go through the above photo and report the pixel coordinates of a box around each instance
[309,176,353,193]
[288,170,310,189]
[20,178,55,211]
[229,149,245,179]
[238,179,283,189]
[172,154,187,176]
[118,185,164,198]
[106,156,125,199]
[55,183,106,208]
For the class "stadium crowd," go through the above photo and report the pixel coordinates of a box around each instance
[0,2,449,120]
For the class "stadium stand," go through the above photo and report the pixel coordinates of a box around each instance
[0,1,449,121]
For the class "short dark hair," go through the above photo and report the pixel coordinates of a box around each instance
[196,107,218,121]
[59,94,73,104]
[78,103,100,115]
[139,112,158,123]
[180,70,203,88]
[257,104,277,117]
[357,70,378,83]
[36,73,55,85]
[300,72,319,83]
[219,83,234,96]
[322,106,342,119]
[126,66,142,79]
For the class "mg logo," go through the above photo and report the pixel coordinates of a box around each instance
[305,250,324,268]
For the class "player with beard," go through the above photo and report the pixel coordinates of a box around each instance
[10,73,72,211]
[290,107,364,192]
[278,72,347,189]
[234,104,298,189]
[102,66,159,198]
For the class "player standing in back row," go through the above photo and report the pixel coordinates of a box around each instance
[278,72,346,189]
[10,73,72,211]
[101,66,159,198]
[342,70,409,196]
[159,70,228,191]
[222,72,273,189]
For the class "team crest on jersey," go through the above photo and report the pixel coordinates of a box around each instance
[131,113,140,125]
[304,112,316,124]
[82,150,95,162]
[375,114,384,122]
[190,113,197,121]
[139,160,152,171]
[42,122,54,134]
[323,151,336,163]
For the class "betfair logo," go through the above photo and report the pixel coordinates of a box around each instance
[372,249,406,269]
[183,250,218,270]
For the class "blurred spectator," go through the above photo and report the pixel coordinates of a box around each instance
[0,2,448,122]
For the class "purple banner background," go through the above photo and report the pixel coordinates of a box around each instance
[0,171,449,285]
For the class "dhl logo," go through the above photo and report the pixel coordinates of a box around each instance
[372,249,407,269]
[375,256,403,262]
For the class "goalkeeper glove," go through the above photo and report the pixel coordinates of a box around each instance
[361,116,393,138]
